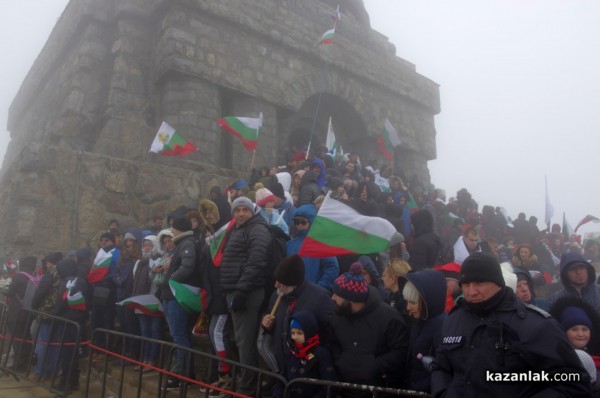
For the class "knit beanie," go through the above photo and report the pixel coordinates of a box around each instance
[18,256,37,273]
[172,217,192,232]
[333,262,369,303]
[269,182,286,200]
[255,188,276,207]
[45,252,63,265]
[231,197,255,214]
[100,232,116,244]
[274,255,305,286]
[560,306,592,330]
[434,262,461,281]
[460,252,505,287]
[124,232,137,241]
[290,318,303,331]
[402,280,420,303]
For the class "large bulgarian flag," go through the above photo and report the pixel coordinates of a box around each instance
[377,118,401,161]
[299,194,403,257]
[169,280,204,313]
[88,249,114,284]
[206,219,235,267]
[117,295,164,316]
[319,27,335,45]
[217,113,262,151]
[150,121,197,156]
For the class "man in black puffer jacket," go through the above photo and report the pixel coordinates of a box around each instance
[220,197,272,396]
[409,209,442,271]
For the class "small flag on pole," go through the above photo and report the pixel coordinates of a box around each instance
[319,27,335,45]
[325,117,340,157]
[206,219,236,266]
[150,122,197,156]
[544,176,554,229]
[218,113,263,151]
[377,118,401,160]
[332,5,341,23]
[575,215,600,232]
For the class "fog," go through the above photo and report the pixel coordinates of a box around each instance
[1,1,598,234]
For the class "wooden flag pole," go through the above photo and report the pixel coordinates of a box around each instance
[250,120,261,169]
[196,149,231,177]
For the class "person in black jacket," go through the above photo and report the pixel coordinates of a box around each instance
[432,252,591,398]
[297,171,321,206]
[55,258,89,391]
[220,196,272,396]
[401,269,447,393]
[159,217,202,389]
[409,209,442,270]
[329,263,409,395]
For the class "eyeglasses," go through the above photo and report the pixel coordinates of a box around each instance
[294,220,308,226]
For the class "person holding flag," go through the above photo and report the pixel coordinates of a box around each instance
[158,217,204,390]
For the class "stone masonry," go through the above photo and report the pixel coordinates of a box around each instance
[0,0,440,260]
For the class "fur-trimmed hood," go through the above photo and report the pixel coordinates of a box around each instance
[199,199,220,230]
[156,228,174,253]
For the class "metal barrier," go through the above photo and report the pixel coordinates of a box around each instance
[283,378,431,398]
[0,302,82,397]
[85,328,288,398]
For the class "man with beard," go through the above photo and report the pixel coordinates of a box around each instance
[260,255,334,386]
[328,263,409,393]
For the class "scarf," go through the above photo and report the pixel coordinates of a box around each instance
[289,334,320,361]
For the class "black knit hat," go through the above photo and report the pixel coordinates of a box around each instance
[269,182,286,200]
[460,252,505,287]
[333,262,369,303]
[172,216,192,232]
[274,255,305,286]
[100,232,116,244]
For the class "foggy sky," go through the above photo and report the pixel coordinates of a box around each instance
[1,1,598,234]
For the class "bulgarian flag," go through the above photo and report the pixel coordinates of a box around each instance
[299,194,403,257]
[325,117,341,157]
[65,278,86,311]
[169,280,203,313]
[150,121,197,156]
[377,118,401,160]
[206,219,235,267]
[218,113,262,151]
[88,249,114,284]
[575,215,600,232]
[319,27,335,45]
[117,295,164,316]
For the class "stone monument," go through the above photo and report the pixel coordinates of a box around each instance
[0,0,440,260]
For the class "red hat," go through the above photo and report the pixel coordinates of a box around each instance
[434,262,461,281]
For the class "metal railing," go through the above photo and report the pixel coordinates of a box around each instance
[0,303,81,397]
[284,378,431,397]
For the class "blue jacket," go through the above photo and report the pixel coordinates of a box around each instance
[287,205,339,292]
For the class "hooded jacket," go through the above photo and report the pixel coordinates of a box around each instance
[550,252,600,314]
[410,210,442,271]
[329,286,409,389]
[55,259,89,322]
[286,205,339,292]
[297,171,321,207]
[402,270,447,392]
[513,268,551,311]
[311,158,327,189]
[131,235,163,297]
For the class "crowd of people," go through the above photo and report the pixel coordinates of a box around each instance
[2,145,599,397]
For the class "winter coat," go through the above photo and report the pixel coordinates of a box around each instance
[32,264,60,315]
[431,287,591,398]
[200,245,228,316]
[220,213,271,292]
[263,280,334,373]
[258,207,290,235]
[513,268,551,311]
[272,310,337,398]
[286,205,339,292]
[159,231,201,301]
[403,270,447,392]
[328,286,409,389]
[55,259,89,323]
[410,210,442,271]
[297,171,321,207]
[550,252,600,314]
[549,296,600,356]
[112,249,139,301]
[311,158,327,189]
[358,255,388,300]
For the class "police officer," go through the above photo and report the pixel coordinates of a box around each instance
[431,252,590,397]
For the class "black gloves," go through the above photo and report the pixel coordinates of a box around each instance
[227,291,247,312]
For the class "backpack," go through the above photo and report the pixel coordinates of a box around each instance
[17,271,41,310]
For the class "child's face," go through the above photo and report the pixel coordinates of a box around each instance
[290,328,305,344]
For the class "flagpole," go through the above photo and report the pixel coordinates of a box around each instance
[195,149,231,177]
[250,122,261,169]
